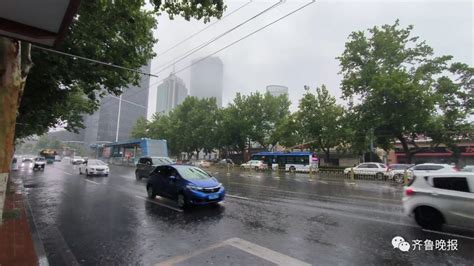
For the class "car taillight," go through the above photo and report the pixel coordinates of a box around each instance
[405,187,415,196]
[386,167,391,172]
[453,166,459,172]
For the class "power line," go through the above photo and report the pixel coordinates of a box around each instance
[149,0,316,89]
[32,45,159,78]
[151,0,283,75]
[155,0,253,59]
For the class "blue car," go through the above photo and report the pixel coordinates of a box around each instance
[146,164,225,208]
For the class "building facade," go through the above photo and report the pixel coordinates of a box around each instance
[51,63,151,146]
[96,64,151,142]
[266,85,288,97]
[388,138,474,167]
[155,73,188,114]
[190,57,223,107]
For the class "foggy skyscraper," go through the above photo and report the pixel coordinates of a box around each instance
[190,57,223,107]
[156,73,188,114]
[266,85,288,97]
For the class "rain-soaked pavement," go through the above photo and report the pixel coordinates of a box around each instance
[13,161,474,265]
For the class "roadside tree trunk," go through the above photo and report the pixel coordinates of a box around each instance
[0,37,32,217]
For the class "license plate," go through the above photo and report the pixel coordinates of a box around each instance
[208,194,219,200]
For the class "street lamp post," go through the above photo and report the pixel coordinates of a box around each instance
[115,94,122,142]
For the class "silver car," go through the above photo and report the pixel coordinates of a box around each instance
[403,172,474,230]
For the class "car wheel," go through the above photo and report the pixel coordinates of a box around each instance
[104,174,108,177]
[376,172,384,180]
[135,171,141,180]
[177,193,187,209]
[289,166,296,173]
[394,174,404,184]
[147,185,156,199]
[414,207,444,230]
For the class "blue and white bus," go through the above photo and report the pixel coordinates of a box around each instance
[251,151,319,172]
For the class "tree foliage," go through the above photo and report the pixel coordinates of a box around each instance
[15,0,225,140]
[337,20,473,162]
[296,85,345,163]
[131,117,150,139]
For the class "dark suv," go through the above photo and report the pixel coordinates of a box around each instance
[135,156,173,180]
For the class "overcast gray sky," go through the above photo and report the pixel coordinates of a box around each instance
[146,0,473,119]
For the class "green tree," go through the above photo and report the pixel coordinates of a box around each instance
[215,104,249,159]
[0,0,225,177]
[147,97,219,159]
[272,114,301,149]
[231,92,290,150]
[337,20,473,163]
[296,85,345,164]
[131,117,150,139]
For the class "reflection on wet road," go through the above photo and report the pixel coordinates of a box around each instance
[15,162,474,265]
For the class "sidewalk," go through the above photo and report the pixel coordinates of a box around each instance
[0,173,42,265]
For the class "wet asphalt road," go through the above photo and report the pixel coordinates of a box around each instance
[14,161,474,265]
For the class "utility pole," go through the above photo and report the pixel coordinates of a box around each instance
[115,94,122,142]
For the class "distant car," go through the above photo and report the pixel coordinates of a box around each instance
[461,165,474,172]
[33,157,46,171]
[407,163,458,180]
[11,157,19,171]
[54,155,61,162]
[63,156,71,161]
[22,157,34,163]
[197,160,212,168]
[403,172,474,230]
[146,165,225,208]
[135,156,173,180]
[387,164,414,183]
[344,162,388,179]
[79,159,109,176]
[240,160,266,170]
[71,156,85,165]
[216,158,235,167]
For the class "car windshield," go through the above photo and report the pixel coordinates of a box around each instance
[152,157,172,165]
[88,160,106,165]
[177,166,212,180]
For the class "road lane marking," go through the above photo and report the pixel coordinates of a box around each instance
[85,179,100,185]
[226,193,415,228]
[135,195,183,212]
[226,194,251,200]
[422,229,474,241]
[319,180,328,184]
[155,237,310,266]
[228,181,401,203]
[62,171,73,175]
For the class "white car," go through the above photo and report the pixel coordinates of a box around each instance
[79,159,109,176]
[240,160,267,170]
[387,164,414,183]
[461,165,474,172]
[407,163,458,179]
[403,172,474,230]
[197,160,212,168]
[71,156,85,165]
[344,162,388,179]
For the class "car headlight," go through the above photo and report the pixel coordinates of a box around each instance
[186,185,203,191]
[90,168,95,171]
